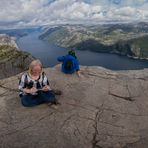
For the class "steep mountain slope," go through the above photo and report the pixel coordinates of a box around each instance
[39,22,148,58]
[0,34,34,79]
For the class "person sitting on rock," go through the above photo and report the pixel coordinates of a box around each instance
[57,49,81,76]
[19,59,60,107]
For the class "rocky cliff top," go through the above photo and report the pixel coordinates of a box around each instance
[0,65,148,148]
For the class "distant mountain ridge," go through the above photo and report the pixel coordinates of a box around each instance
[39,22,148,59]
[0,27,40,39]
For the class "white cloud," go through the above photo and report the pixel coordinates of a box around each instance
[0,0,148,29]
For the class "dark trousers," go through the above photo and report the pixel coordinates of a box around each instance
[20,90,55,107]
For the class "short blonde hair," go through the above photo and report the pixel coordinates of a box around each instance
[28,59,43,76]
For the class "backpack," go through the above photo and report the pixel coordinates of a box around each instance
[64,59,74,71]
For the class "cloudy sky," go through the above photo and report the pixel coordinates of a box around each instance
[0,0,148,29]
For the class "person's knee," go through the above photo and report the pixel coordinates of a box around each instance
[21,99,31,107]
[45,91,56,102]
[45,90,55,97]
[21,97,34,107]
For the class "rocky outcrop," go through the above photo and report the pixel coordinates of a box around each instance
[0,34,34,79]
[0,65,148,148]
[0,34,18,48]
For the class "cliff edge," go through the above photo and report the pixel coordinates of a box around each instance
[0,65,148,148]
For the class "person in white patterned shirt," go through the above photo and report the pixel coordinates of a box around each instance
[19,59,59,107]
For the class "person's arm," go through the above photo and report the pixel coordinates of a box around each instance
[19,74,30,94]
[18,73,26,94]
[42,73,52,91]
[57,56,65,62]
[74,59,81,76]
[76,70,81,76]
[75,59,80,71]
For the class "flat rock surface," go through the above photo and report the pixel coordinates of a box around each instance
[0,65,148,148]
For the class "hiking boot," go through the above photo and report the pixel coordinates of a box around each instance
[52,89,62,95]
[53,99,61,105]
[47,102,52,107]
[51,104,58,109]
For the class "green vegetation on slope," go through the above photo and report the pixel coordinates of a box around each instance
[39,23,148,59]
[129,36,148,58]
[0,45,32,63]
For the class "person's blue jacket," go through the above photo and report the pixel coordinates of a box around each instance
[57,55,80,74]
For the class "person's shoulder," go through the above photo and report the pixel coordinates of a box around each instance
[66,55,75,59]
[21,72,28,77]
[19,72,28,81]
[64,54,71,59]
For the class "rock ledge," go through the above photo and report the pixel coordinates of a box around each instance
[0,65,148,148]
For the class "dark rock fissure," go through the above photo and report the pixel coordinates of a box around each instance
[92,104,104,148]
[108,91,134,101]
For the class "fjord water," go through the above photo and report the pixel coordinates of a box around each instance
[17,31,148,70]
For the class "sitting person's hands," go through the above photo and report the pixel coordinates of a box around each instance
[76,70,81,77]
[42,85,50,92]
[30,87,38,93]
[24,87,38,94]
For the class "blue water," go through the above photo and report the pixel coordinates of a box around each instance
[17,32,148,70]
